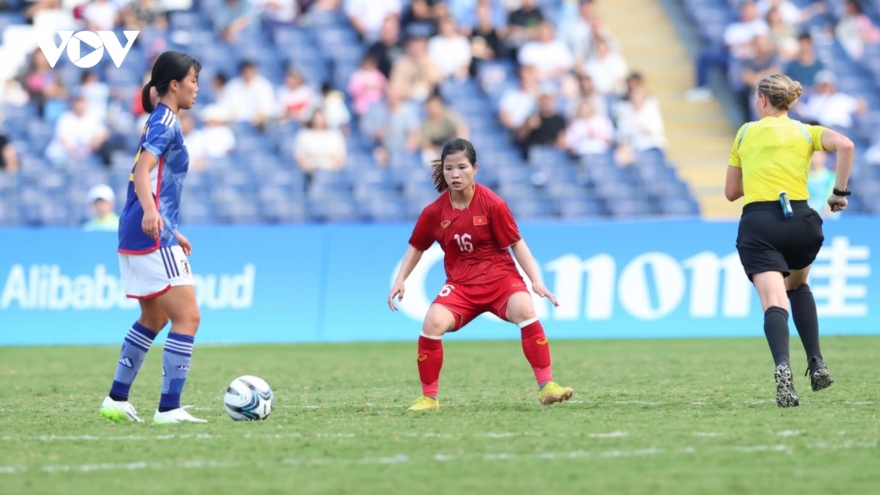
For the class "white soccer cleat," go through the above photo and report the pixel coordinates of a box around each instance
[100,396,144,423]
[153,406,208,424]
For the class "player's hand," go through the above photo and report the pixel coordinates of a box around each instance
[828,194,847,213]
[142,210,163,239]
[176,232,192,256]
[531,282,559,307]
[388,280,406,311]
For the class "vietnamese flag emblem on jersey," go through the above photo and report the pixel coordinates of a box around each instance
[473,215,488,226]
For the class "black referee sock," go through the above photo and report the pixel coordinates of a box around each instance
[764,306,791,368]
[787,284,823,362]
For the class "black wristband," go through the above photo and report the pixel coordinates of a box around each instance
[833,188,851,197]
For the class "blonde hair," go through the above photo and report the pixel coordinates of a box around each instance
[757,74,803,110]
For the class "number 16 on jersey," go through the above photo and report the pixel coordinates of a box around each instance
[453,234,473,252]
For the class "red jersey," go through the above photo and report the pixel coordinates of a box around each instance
[409,183,523,286]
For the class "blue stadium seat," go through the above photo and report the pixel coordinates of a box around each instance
[557,197,606,219]
[508,197,556,220]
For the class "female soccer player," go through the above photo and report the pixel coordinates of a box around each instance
[99,51,206,424]
[388,138,574,411]
[725,74,854,408]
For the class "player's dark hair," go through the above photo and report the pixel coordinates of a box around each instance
[431,138,477,193]
[141,51,202,113]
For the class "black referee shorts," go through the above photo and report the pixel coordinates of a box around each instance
[736,200,824,280]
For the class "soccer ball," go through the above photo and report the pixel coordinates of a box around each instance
[224,375,274,421]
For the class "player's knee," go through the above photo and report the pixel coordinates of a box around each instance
[139,315,169,333]
[171,310,201,333]
[422,315,452,337]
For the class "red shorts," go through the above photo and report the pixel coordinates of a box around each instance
[431,275,529,330]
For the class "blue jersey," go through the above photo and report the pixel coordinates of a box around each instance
[118,103,189,254]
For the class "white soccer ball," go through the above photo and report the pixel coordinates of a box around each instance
[224,375,274,421]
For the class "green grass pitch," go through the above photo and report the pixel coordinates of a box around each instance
[1,336,878,494]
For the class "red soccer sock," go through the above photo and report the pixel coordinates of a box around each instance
[417,335,443,398]
[520,319,553,386]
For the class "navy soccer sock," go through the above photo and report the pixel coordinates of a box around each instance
[109,322,158,402]
[158,333,195,412]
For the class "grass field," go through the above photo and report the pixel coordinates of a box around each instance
[1,336,878,494]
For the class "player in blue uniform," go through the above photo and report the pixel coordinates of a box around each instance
[99,51,206,424]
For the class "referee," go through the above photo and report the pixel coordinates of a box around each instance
[725,74,854,408]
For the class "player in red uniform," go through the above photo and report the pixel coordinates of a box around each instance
[388,138,574,411]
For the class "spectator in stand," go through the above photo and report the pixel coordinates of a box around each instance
[420,94,469,164]
[253,0,299,28]
[686,0,768,102]
[582,36,628,96]
[211,72,230,106]
[507,0,544,51]
[346,0,403,43]
[82,0,120,31]
[277,69,316,123]
[317,83,352,132]
[83,184,119,232]
[518,21,574,83]
[362,84,422,166]
[347,54,388,117]
[798,70,868,132]
[23,49,67,120]
[186,106,237,172]
[401,0,438,40]
[0,114,18,174]
[45,94,110,167]
[80,71,110,123]
[1,78,29,108]
[835,0,880,61]
[757,0,825,27]
[516,91,566,155]
[469,1,505,76]
[499,65,539,133]
[217,0,257,43]
[428,16,473,81]
[390,35,443,102]
[739,35,783,119]
[615,86,666,153]
[220,61,276,129]
[565,99,614,156]
[451,0,508,35]
[367,15,405,79]
[567,73,607,120]
[293,109,347,175]
[558,0,597,65]
[786,33,824,96]
[765,7,798,62]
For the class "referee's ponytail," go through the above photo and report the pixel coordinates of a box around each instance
[141,51,202,113]
[757,74,803,111]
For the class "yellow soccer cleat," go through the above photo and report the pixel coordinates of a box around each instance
[408,396,440,411]
[538,382,574,405]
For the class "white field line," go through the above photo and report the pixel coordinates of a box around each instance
[2,429,861,443]
[2,441,876,474]
[588,431,628,438]
[777,430,802,437]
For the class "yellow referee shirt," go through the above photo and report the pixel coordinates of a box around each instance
[729,115,825,205]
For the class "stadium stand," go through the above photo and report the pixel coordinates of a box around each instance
[0,0,877,227]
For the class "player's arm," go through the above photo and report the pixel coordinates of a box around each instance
[820,127,855,212]
[133,149,163,239]
[510,239,559,307]
[388,245,425,311]
[724,165,743,202]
